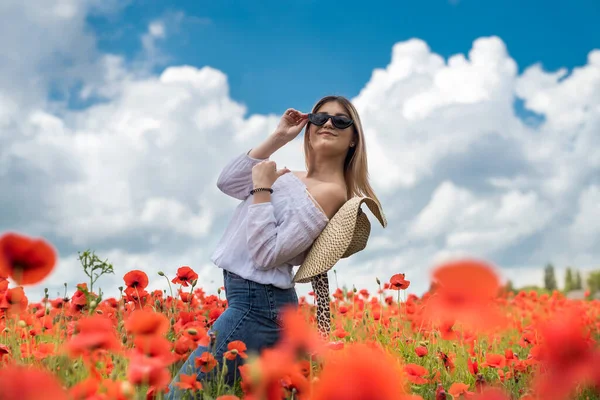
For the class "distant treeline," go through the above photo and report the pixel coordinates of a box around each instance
[505,264,600,295]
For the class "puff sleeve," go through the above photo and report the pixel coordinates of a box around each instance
[246,201,329,270]
[216,150,267,200]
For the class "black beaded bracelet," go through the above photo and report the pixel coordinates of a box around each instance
[250,187,273,195]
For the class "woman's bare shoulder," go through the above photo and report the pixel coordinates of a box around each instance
[307,182,347,220]
[290,170,347,219]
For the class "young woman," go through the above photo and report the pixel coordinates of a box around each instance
[167,95,382,397]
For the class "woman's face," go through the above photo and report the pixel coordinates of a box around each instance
[307,101,355,156]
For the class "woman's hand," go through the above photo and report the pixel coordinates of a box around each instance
[274,108,309,143]
[252,160,290,189]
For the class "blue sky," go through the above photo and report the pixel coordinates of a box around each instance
[88,0,600,115]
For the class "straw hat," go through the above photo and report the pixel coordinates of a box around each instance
[293,196,387,283]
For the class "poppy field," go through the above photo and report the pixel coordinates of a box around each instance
[1,231,600,400]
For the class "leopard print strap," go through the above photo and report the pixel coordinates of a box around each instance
[311,272,331,339]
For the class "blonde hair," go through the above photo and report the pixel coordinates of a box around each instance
[303,95,383,210]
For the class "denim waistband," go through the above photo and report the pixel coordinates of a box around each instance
[223,269,294,290]
[222,269,298,323]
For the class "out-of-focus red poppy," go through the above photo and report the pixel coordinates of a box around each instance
[239,347,301,400]
[404,363,429,384]
[127,351,171,391]
[0,364,68,400]
[277,306,327,356]
[174,373,203,392]
[125,309,169,337]
[531,307,599,400]
[421,259,508,333]
[311,342,408,400]
[65,314,121,357]
[0,232,57,285]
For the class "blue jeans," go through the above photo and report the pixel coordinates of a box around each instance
[166,269,298,399]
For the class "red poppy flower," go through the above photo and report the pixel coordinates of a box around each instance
[404,363,429,384]
[125,309,169,337]
[171,266,198,287]
[422,259,508,332]
[194,351,217,373]
[448,382,474,398]
[415,346,428,357]
[127,351,171,391]
[481,353,506,369]
[532,307,598,400]
[0,364,68,400]
[174,373,203,392]
[65,314,121,357]
[224,340,248,360]
[123,270,149,290]
[390,273,411,290]
[312,343,408,399]
[0,232,57,285]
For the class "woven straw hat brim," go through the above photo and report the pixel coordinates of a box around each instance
[293,196,386,283]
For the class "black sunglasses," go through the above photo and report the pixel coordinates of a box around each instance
[308,113,354,129]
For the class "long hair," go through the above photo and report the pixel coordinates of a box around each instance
[303,95,383,209]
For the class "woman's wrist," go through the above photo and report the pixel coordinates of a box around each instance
[252,182,272,189]
[252,190,271,204]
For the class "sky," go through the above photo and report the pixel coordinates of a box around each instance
[1,0,599,302]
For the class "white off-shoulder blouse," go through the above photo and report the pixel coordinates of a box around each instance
[210,150,330,289]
